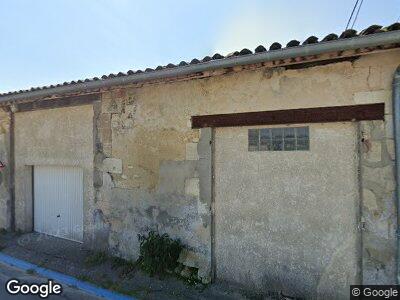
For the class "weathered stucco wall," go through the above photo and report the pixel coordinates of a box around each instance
[91,50,400,289]
[0,110,10,230]
[214,123,360,299]
[14,105,94,240]
[5,49,399,294]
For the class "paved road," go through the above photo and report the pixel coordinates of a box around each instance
[0,262,101,299]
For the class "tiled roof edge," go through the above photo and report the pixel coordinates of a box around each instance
[0,23,399,103]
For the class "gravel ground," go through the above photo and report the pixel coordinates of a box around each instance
[0,232,282,300]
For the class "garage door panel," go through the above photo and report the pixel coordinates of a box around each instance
[34,165,83,242]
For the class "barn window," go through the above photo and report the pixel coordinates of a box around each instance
[248,127,309,151]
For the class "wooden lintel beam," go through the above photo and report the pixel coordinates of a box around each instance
[191,103,385,128]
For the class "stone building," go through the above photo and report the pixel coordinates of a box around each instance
[0,23,399,298]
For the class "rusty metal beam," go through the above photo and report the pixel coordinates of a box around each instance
[191,103,384,128]
[15,93,99,112]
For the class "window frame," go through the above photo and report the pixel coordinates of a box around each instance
[248,126,310,152]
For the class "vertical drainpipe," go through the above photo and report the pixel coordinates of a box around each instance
[9,108,15,232]
[393,66,400,284]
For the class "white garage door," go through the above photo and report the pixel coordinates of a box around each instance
[34,165,83,242]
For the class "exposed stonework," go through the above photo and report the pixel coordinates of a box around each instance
[102,158,122,174]
[94,92,213,281]
[360,118,397,284]
[0,50,398,297]
[87,50,400,290]
[0,109,11,230]
[91,99,112,250]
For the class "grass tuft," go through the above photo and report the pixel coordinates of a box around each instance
[110,256,137,278]
[84,251,109,267]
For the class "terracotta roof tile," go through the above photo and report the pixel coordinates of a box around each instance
[269,42,282,50]
[212,53,224,59]
[339,29,358,38]
[239,48,252,55]
[286,40,300,47]
[254,45,267,53]
[302,36,319,45]
[1,22,399,97]
[360,25,383,35]
[322,33,338,42]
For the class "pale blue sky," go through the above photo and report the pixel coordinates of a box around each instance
[0,0,398,92]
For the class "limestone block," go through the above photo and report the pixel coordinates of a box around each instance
[125,103,137,115]
[387,139,395,160]
[363,189,378,212]
[354,90,389,104]
[385,176,396,192]
[100,126,112,151]
[354,90,391,114]
[385,115,394,139]
[369,121,385,141]
[185,178,200,197]
[197,199,209,215]
[102,158,122,174]
[362,66,382,91]
[365,141,382,162]
[111,115,120,129]
[178,248,211,283]
[111,113,134,134]
[186,143,199,160]
[113,89,127,99]
[99,113,111,129]
[178,249,199,268]
[102,95,121,114]
[363,165,394,187]
[102,144,112,158]
[374,219,391,239]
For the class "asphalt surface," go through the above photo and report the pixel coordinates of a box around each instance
[0,262,101,299]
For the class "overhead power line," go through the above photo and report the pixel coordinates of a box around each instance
[351,0,364,29]
[345,0,359,30]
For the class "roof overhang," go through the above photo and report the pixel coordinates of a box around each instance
[1,30,399,105]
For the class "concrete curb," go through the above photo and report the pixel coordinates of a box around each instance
[0,252,135,299]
